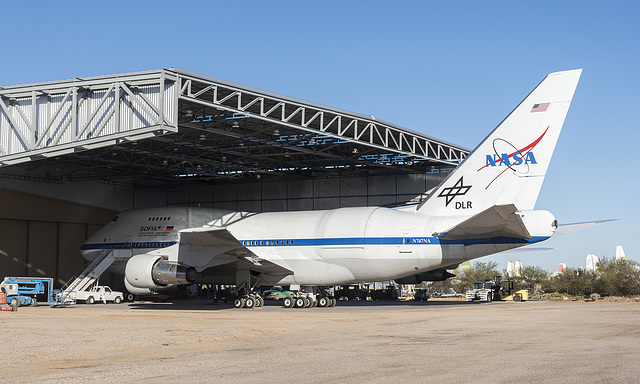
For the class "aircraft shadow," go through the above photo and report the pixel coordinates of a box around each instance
[123,298,473,311]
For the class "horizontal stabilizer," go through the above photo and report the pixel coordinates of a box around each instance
[497,247,557,254]
[437,204,531,240]
[554,219,617,236]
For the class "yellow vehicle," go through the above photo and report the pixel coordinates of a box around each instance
[501,289,529,302]
[498,278,528,301]
[465,276,529,302]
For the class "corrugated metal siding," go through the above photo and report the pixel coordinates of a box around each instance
[0,71,177,161]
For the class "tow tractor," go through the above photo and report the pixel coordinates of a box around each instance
[466,280,496,302]
[1,277,75,307]
[465,276,528,302]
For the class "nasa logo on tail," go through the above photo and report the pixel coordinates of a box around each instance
[478,125,549,190]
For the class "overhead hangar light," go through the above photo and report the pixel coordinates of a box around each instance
[232,121,240,128]
[185,110,193,117]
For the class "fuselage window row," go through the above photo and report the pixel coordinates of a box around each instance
[242,240,294,246]
[147,217,171,221]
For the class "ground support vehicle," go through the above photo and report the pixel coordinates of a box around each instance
[262,286,295,300]
[73,285,124,304]
[466,276,529,302]
[414,289,430,301]
[370,286,399,301]
[1,277,74,307]
[465,281,496,302]
[1,278,42,307]
[498,280,529,302]
[335,285,369,301]
[501,289,529,301]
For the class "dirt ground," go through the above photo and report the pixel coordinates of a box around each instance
[2,298,639,384]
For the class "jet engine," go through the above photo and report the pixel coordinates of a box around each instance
[394,268,455,284]
[124,254,198,294]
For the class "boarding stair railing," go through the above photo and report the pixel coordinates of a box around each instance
[61,249,116,303]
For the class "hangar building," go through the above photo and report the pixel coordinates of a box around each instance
[0,68,469,287]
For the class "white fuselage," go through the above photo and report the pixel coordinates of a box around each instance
[82,206,545,287]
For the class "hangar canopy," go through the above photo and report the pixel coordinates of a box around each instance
[0,68,469,188]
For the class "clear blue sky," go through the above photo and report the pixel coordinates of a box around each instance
[1,1,638,272]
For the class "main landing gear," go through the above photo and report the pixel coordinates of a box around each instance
[233,293,264,309]
[282,288,336,309]
[233,270,264,309]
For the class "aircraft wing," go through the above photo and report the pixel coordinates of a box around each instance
[437,204,531,240]
[177,227,293,276]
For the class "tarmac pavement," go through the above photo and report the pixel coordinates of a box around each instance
[1,298,639,383]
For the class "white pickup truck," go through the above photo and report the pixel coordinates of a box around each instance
[74,286,124,304]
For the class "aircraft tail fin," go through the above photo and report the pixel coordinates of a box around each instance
[417,69,582,217]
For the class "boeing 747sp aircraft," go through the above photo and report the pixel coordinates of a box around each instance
[81,69,583,308]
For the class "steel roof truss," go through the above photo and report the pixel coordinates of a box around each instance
[0,70,177,166]
[0,96,31,152]
[176,72,467,165]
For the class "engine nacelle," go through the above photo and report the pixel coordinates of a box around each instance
[124,279,154,295]
[394,268,456,284]
[125,254,198,290]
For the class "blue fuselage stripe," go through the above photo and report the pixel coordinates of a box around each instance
[80,236,549,251]
[80,241,178,251]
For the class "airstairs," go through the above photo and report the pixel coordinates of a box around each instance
[61,249,117,302]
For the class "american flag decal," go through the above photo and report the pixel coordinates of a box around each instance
[531,102,550,113]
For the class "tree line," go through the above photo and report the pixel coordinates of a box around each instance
[437,258,640,297]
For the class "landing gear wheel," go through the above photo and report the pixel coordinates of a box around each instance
[294,297,305,308]
[244,296,256,309]
[283,296,295,308]
[255,295,264,308]
[318,297,329,307]
[303,298,311,308]
[329,297,337,307]
[234,297,246,309]
[87,296,95,304]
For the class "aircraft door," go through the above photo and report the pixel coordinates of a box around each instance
[399,229,417,256]
[114,235,133,258]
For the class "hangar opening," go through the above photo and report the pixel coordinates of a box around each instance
[0,68,469,286]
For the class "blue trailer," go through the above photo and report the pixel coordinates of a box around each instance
[1,277,74,307]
